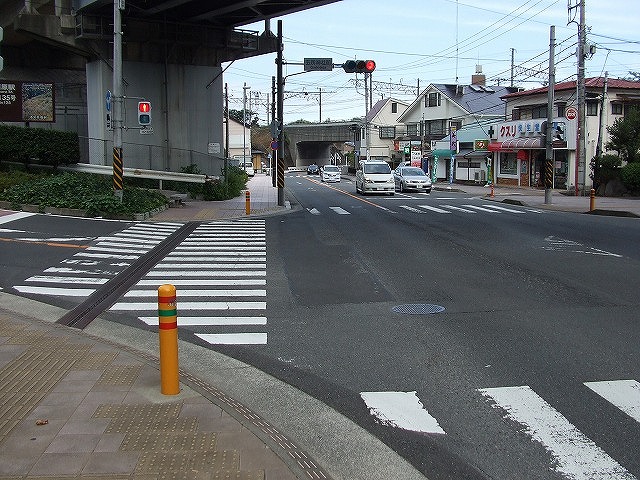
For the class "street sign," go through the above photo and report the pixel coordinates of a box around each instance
[270,140,279,150]
[140,126,154,135]
[565,106,578,120]
[105,90,112,112]
[304,58,333,72]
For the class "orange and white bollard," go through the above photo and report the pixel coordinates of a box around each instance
[590,188,596,211]
[158,284,179,395]
[245,190,251,215]
[490,183,495,198]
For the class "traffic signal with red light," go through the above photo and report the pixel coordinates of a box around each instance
[342,59,376,74]
[138,101,151,126]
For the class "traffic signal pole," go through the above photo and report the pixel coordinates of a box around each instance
[544,26,555,205]
[112,0,124,202]
[276,20,285,206]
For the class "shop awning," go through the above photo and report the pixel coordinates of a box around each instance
[429,149,454,158]
[487,137,544,151]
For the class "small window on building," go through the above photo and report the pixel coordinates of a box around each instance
[531,105,547,119]
[611,103,623,115]
[511,109,521,121]
[557,103,566,117]
[426,92,441,107]
[587,101,599,116]
[406,123,418,136]
[499,153,518,176]
[379,126,396,139]
[391,102,397,113]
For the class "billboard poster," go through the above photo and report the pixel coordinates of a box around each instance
[0,81,55,122]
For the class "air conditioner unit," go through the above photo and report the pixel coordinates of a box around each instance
[474,171,481,183]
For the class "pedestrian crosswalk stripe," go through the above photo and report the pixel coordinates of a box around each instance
[110,301,266,311]
[329,206,350,214]
[361,391,445,434]
[146,270,265,277]
[163,256,266,262]
[155,263,266,269]
[195,332,268,345]
[124,289,266,297]
[481,204,525,213]
[440,205,477,213]
[14,285,96,296]
[136,279,265,286]
[137,316,267,326]
[584,379,640,423]
[461,204,501,213]
[398,205,424,213]
[478,385,635,480]
[417,205,451,214]
[25,275,108,284]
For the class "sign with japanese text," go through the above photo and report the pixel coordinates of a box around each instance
[474,139,489,150]
[0,81,55,122]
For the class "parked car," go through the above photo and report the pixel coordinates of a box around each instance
[394,165,431,193]
[320,165,341,182]
[307,163,320,175]
[243,161,255,177]
[355,160,394,195]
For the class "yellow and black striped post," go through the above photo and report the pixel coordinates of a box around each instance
[158,284,179,395]
[245,190,251,215]
[112,146,124,201]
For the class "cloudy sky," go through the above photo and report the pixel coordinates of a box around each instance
[222,0,640,124]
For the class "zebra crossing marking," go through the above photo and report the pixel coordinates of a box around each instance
[478,385,635,480]
[360,391,445,434]
[461,204,501,213]
[329,206,350,214]
[138,316,267,326]
[398,205,425,213]
[481,204,525,213]
[584,379,640,423]
[195,333,268,345]
[417,205,451,214]
[440,204,477,213]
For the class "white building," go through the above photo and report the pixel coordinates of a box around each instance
[488,77,640,191]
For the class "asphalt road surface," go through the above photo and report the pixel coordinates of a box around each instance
[2,174,639,480]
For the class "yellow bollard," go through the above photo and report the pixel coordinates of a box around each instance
[590,188,596,211]
[158,284,179,395]
[490,183,495,198]
[245,190,251,215]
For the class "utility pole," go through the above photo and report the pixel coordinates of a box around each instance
[574,0,587,196]
[596,71,608,159]
[112,0,124,202]
[242,83,250,173]
[510,48,515,87]
[364,72,370,161]
[545,26,556,205]
[276,20,285,206]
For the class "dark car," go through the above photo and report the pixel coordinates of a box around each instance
[307,164,320,175]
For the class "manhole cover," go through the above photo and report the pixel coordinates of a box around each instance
[392,304,445,315]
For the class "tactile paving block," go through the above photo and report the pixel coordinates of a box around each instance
[121,432,218,451]
[96,364,142,386]
[135,450,239,474]
[93,403,182,419]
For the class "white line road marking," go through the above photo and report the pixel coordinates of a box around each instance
[478,385,635,480]
[110,301,266,311]
[329,206,350,214]
[25,276,108,284]
[360,391,445,434]
[174,246,265,251]
[155,263,266,269]
[124,289,266,297]
[181,241,265,246]
[195,333,268,345]
[74,252,139,260]
[14,286,96,296]
[307,208,321,215]
[440,205,477,213]
[163,256,266,262]
[418,205,451,214]
[146,271,265,277]
[584,380,640,423]
[136,279,265,286]
[399,205,425,213]
[0,212,36,224]
[462,204,501,213]
[482,204,525,213]
[138,316,267,326]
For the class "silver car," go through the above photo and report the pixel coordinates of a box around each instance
[394,166,432,193]
[320,165,341,182]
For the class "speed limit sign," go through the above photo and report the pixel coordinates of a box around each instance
[565,106,578,120]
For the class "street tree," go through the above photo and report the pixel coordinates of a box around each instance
[606,107,640,163]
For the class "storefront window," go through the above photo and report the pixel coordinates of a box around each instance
[499,153,518,175]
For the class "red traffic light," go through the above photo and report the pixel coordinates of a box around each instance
[342,59,376,74]
[138,101,152,125]
[138,101,151,113]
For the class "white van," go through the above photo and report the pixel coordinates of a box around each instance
[355,160,394,195]
[242,161,255,177]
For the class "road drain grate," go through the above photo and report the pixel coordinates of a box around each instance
[392,304,445,315]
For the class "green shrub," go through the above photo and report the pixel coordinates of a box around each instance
[590,154,622,189]
[0,124,80,168]
[0,172,167,217]
[620,162,640,193]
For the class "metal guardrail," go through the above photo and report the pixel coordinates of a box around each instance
[61,164,218,184]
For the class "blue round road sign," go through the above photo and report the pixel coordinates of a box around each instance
[270,140,278,150]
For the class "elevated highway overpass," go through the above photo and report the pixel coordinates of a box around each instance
[0,0,340,173]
